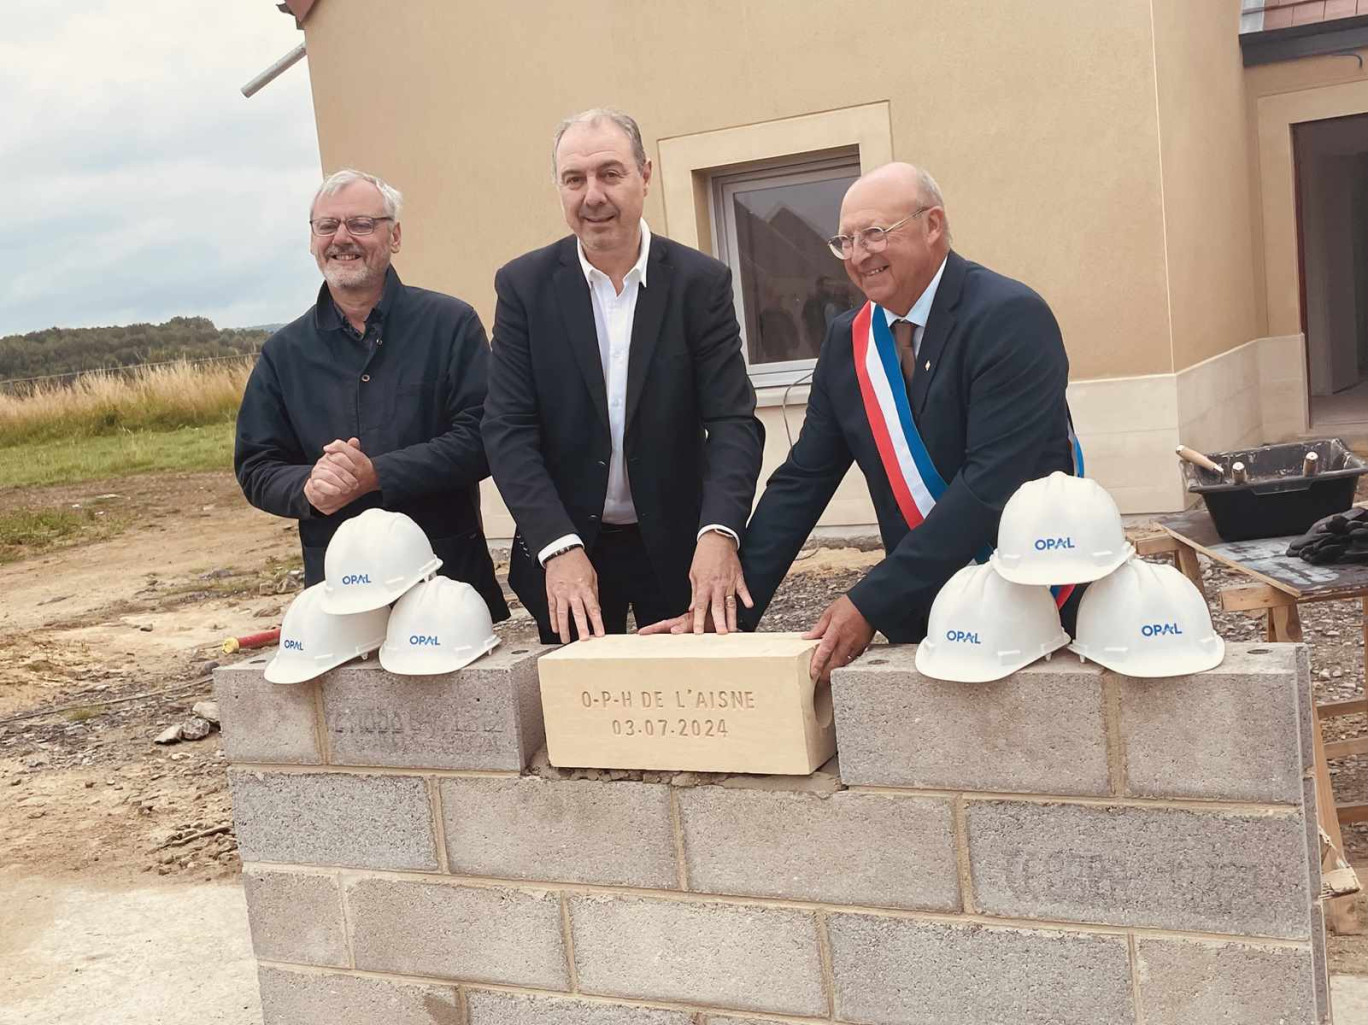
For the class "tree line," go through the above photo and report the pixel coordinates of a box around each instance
[0,317,273,382]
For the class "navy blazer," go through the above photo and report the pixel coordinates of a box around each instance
[483,233,764,622]
[739,250,1074,642]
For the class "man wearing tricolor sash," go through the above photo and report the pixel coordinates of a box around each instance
[644,163,1078,682]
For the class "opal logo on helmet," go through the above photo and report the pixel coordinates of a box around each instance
[380,577,499,675]
[946,630,981,645]
[264,582,390,685]
[1034,537,1076,551]
[341,573,371,586]
[1142,622,1184,637]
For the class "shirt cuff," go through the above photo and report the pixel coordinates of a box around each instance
[697,524,739,545]
[538,533,584,566]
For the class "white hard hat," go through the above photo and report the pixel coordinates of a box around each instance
[319,508,441,615]
[990,472,1133,586]
[914,563,1070,683]
[1068,558,1224,677]
[264,582,390,684]
[379,577,500,675]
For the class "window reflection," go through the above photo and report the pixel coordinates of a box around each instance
[729,173,860,367]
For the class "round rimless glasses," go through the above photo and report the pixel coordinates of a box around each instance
[309,216,394,237]
[826,207,929,260]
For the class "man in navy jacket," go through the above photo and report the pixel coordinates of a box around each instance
[235,169,506,620]
[646,163,1074,680]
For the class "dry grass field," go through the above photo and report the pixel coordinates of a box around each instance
[0,359,252,447]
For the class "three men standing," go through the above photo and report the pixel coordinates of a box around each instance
[235,169,508,621]
[483,110,764,644]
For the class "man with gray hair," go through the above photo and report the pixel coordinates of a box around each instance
[236,168,507,620]
[483,109,763,644]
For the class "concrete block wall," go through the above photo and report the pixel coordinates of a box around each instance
[218,641,1332,1024]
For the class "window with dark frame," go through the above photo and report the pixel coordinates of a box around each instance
[710,152,862,387]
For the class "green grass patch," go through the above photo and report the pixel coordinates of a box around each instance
[0,422,235,489]
[0,506,131,563]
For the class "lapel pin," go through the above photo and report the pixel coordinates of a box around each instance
[924,360,931,371]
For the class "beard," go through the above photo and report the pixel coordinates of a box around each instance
[317,244,386,291]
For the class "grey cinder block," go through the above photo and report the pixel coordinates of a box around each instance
[320,646,549,770]
[1120,645,1303,803]
[346,877,569,990]
[465,990,693,1024]
[827,913,1135,1025]
[967,800,1312,938]
[1134,936,1317,1025]
[213,659,322,764]
[257,965,459,1025]
[229,770,437,871]
[439,776,677,888]
[677,787,959,910]
[833,648,1109,794]
[241,867,347,967]
[569,894,825,1015]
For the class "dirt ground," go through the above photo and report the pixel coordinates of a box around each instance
[1,470,1367,993]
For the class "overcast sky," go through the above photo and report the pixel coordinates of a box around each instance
[2,1,322,337]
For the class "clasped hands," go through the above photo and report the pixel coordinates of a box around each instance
[546,530,750,645]
[303,437,379,515]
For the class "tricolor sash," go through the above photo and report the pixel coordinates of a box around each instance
[852,300,1084,609]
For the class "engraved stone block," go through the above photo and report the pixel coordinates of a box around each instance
[966,800,1313,938]
[539,634,833,774]
[320,645,549,770]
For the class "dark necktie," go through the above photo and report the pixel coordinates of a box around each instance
[892,319,917,394]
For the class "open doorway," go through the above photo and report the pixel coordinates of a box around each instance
[1295,113,1368,426]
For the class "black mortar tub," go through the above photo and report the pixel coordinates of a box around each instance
[1181,439,1368,542]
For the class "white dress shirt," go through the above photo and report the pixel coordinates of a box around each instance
[883,255,948,357]
[537,222,736,565]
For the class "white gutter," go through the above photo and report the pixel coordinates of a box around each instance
[241,42,306,98]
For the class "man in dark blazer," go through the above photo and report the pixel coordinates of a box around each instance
[483,109,764,644]
[644,163,1075,682]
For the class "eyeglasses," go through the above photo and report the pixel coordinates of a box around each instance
[826,207,929,260]
[309,216,394,237]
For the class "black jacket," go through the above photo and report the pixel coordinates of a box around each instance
[234,268,507,620]
[482,233,764,620]
[740,250,1073,641]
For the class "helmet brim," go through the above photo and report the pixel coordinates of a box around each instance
[914,632,1070,683]
[318,558,443,615]
[989,543,1135,586]
[1066,635,1225,678]
[379,634,500,676]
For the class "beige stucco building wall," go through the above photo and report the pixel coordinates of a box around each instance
[296,0,1315,530]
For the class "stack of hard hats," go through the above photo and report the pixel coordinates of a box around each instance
[265,508,499,684]
[916,471,1224,682]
